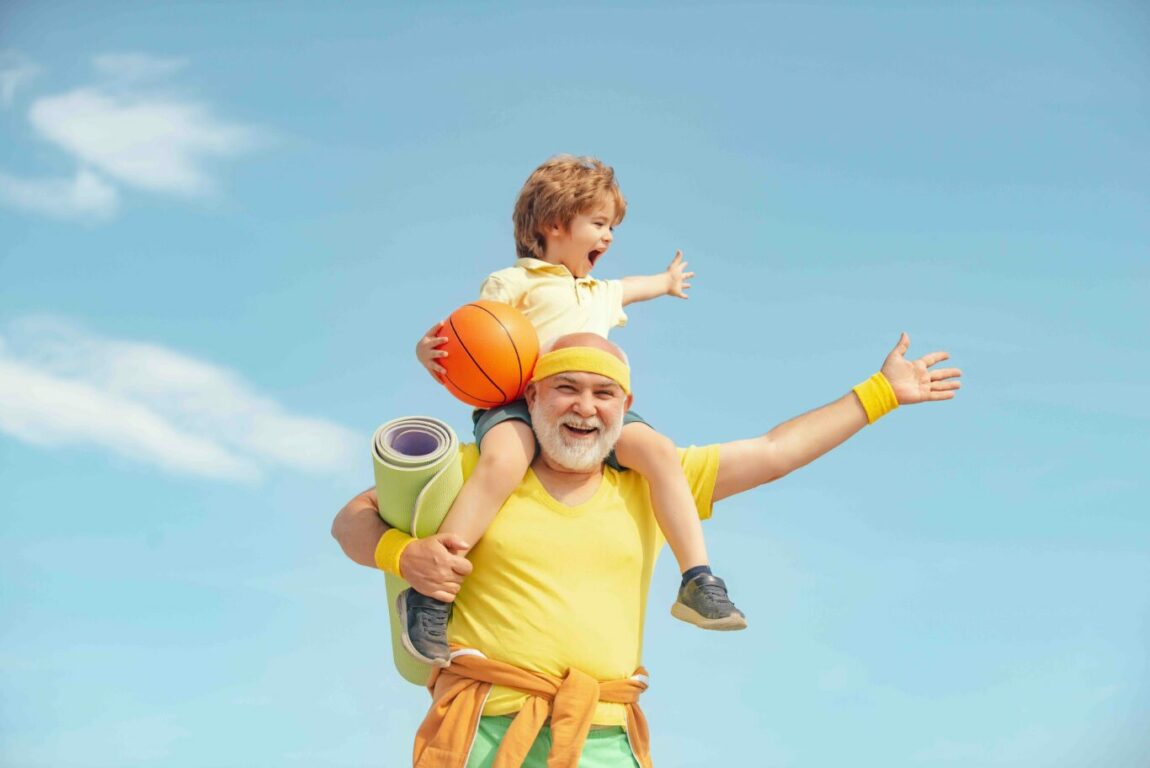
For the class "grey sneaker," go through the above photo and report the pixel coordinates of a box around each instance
[397,588,451,667]
[670,573,747,631]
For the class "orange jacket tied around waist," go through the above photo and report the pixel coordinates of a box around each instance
[414,649,653,768]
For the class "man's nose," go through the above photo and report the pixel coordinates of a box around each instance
[572,391,596,416]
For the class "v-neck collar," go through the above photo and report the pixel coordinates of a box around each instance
[523,465,610,515]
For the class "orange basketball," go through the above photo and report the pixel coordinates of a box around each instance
[438,300,539,408]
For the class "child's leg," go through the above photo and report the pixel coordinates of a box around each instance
[400,417,534,667]
[437,418,535,555]
[614,423,708,572]
[615,422,746,630]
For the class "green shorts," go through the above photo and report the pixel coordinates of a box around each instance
[466,716,640,768]
[472,401,649,471]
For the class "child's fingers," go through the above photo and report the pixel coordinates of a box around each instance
[432,349,448,359]
[683,271,695,279]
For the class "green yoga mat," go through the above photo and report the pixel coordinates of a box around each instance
[371,416,464,685]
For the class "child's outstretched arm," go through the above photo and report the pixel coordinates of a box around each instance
[621,251,694,306]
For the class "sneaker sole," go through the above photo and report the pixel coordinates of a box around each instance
[395,591,451,668]
[670,602,748,631]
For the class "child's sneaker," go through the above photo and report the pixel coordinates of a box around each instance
[670,572,747,631]
[397,588,452,666]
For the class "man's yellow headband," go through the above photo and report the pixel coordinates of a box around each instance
[530,347,631,394]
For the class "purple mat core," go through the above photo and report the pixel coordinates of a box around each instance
[389,430,439,457]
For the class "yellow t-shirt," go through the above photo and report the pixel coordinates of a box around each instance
[480,258,628,346]
[449,442,721,725]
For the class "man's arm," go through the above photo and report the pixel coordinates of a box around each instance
[621,251,693,306]
[713,333,962,501]
[332,488,389,567]
[331,489,474,602]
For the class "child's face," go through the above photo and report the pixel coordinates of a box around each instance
[541,199,616,278]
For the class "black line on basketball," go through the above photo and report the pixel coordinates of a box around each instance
[442,370,503,406]
[450,315,508,401]
[468,303,524,390]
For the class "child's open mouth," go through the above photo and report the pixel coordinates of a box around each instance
[588,250,603,266]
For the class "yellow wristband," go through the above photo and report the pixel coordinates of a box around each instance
[853,372,899,424]
[374,528,414,577]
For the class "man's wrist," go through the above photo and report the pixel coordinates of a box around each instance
[374,528,414,577]
[853,372,899,424]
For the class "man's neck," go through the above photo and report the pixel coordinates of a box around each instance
[531,456,604,506]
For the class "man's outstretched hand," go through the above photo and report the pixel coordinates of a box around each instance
[880,332,963,405]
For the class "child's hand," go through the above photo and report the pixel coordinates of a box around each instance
[665,251,694,299]
[416,321,449,380]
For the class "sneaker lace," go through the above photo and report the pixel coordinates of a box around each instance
[418,602,450,640]
[699,582,735,608]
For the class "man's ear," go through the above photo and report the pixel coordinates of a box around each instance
[524,382,537,408]
[624,393,634,412]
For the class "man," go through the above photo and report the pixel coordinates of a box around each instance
[332,331,961,767]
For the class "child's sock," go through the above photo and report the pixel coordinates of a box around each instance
[681,564,712,586]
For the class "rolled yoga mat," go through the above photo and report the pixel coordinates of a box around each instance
[371,416,464,685]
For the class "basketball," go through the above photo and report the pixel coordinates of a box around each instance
[438,300,539,408]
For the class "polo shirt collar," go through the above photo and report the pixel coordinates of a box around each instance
[516,257,575,278]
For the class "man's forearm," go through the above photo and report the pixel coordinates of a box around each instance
[332,489,475,600]
[763,391,868,477]
[621,273,669,306]
[331,489,388,568]
[714,391,868,501]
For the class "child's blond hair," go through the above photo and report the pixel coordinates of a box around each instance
[512,155,628,261]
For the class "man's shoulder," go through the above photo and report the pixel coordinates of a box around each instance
[460,443,480,476]
[611,444,720,487]
[677,443,720,472]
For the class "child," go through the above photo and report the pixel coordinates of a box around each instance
[401,155,745,666]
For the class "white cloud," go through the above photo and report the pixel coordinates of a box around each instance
[0,51,259,221]
[30,86,256,197]
[0,50,41,107]
[0,168,119,220]
[0,318,362,483]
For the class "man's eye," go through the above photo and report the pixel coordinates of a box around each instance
[557,385,576,393]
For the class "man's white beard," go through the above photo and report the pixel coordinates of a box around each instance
[529,398,623,472]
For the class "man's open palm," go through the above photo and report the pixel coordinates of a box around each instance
[880,332,963,405]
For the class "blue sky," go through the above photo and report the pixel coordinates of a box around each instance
[1,2,1147,766]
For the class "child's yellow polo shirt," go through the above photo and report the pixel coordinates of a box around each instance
[448,442,720,726]
[480,258,628,345]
